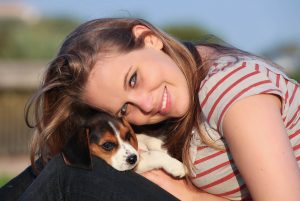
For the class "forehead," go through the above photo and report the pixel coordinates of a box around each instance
[84,53,131,114]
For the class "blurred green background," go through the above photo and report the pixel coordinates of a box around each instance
[0,0,299,186]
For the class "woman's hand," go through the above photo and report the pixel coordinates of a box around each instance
[141,169,228,201]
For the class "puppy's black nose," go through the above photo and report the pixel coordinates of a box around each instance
[126,154,137,165]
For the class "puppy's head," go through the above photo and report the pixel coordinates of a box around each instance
[88,114,139,171]
[62,112,139,171]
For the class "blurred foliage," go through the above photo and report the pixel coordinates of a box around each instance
[163,24,231,47]
[293,71,300,82]
[0,17,79,60]
[262,42,300,82]
[0,18,299,84]
[0,19,214,60]
[163,24,208,42]
[0,175,11,187]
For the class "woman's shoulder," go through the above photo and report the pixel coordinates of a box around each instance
[200,54,292,90]
[198,53,299,135]
[199,55,248,91]
[208,55,269,73]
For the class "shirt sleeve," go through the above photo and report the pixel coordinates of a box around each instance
[199,59,284,136]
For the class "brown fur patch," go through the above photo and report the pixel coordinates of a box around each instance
[122,119,138,150]
[89,131,119,166]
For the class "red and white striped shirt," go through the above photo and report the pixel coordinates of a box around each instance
[189,56,300,200]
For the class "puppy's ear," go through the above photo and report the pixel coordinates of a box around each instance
[122,118,134,133]
[62,127,92,169]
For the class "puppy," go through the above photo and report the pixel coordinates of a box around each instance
[62,112,186,178]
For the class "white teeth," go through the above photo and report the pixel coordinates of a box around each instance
[162,89,167,110]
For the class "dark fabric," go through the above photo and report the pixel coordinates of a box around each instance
[1,155,178,201]
[0,159,43,201]
[0,166,36,201]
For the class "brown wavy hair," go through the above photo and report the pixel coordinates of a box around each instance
[25,18,210,172]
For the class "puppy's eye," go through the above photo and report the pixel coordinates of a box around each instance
[125,132,131,141]
[101,142,116,151]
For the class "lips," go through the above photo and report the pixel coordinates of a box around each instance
[159,86,171,114]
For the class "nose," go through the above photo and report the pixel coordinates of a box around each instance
[129,92,153,113]
[126,154,137,165]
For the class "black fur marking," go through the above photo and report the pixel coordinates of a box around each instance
[62,127,92,169]
[61,111,123,169]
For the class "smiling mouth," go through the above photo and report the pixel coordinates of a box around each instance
[159,86,170,114]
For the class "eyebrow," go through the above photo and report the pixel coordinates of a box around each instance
[123,65,133,90]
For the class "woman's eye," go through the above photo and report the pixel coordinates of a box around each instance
[119,71,137,117]
[129,72,137,88]
[120,103,128,116]
[101,141,116,151]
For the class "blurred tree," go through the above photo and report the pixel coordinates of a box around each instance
[0,17,79,60]
[162,24,208,41]
[262,42,300,82]
[293,70,300,83]
[162,24,225,45]
[0,20,227,60]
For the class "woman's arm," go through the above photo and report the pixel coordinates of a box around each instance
[222,94,300,201]
[142,170,229,201]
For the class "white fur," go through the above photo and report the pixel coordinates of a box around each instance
[108,121,139,171]
[135,134,187,178]
[106,121,186,177]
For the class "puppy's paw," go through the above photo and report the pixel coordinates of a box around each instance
[163,159,187,178]
[134,161,148,174]
[134,151,188,178]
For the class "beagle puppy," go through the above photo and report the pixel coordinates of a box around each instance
[62,112,186,178]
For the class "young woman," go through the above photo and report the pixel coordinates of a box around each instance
[2,18,300,201]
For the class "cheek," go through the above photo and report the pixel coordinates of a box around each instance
[126,108,153,125]
[127,113,148,125]
[127,111,166,125]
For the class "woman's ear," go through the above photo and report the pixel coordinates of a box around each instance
[132,25,163,50]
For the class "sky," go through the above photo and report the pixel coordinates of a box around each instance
[17,0,300,54]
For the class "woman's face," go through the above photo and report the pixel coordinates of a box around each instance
[84,41,190,125]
